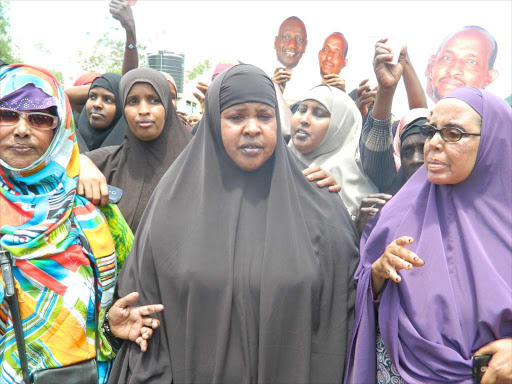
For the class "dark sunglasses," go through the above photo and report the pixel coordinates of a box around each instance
[0,108,58,131]
[419,124,481,143]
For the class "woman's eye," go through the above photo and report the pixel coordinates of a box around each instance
[127,98,138,105]
[440,55,452,62]
[259,114,272,121]
[150,97,161,104]
[229,115,243,121]
[105,97,114,103]
[466,58,477,65]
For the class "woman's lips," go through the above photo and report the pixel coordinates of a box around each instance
[137,120,154,128]
[90,112,105,120]
[9,144,34,154]
[294,129,310,140]
[427,159,447,172]
[240,144,263,156]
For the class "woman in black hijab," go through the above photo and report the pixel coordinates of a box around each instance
[108,65,359,383]
[76,73,127,151]
[82,68,191,233]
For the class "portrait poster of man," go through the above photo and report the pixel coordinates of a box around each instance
[318,32,348,76]
[425,26,499,103]
[274,16,308,70]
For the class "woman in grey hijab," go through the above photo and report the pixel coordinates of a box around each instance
[82,68,192,233]
[108,65,359,383]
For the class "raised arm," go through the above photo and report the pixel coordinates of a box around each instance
[359,38,406,191]
[402,49,428,109]
[109,0,138,75]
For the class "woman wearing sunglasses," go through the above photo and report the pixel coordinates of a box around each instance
[0,64,162,384]
[346,87,512,384]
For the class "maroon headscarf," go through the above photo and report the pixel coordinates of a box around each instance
[346,87,512,383]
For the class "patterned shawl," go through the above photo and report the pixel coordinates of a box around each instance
[0,64,118,383]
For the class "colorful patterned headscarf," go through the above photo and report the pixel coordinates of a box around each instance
[0,64,118,383]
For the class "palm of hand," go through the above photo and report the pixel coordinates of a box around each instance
[109,305,143,341]
[376,63,403,88]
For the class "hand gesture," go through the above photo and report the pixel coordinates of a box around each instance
[108,292,164,352]
[177,110,189,126]
[78,154,109,206]
[272,67,292,93]
[373,38,407,89]
[109,0,135,32]
[371,236,424,294]
[355,79,378,117]
[355,193,392,234]
[192,82,208,114]
[303,165,341,193]
[321,73,346,92]
[474,338,512,384]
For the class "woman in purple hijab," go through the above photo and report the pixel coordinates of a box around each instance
[345,87,512,384]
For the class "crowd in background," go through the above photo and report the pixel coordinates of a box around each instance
[0,1,511,383]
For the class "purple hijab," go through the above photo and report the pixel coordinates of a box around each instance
[345,87,512,384]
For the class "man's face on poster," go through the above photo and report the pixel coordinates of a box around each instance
[425,28,499,102]
[318,33,348,76]
[274,18,308,69]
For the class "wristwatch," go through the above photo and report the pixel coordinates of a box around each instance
[126,43,137,50]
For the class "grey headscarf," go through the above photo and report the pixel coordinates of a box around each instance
[85,68,191,233]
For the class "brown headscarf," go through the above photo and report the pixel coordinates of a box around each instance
[85,68,191,233]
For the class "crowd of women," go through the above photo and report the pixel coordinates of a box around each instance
[0,11,511,384]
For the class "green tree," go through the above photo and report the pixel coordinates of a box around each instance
[78,27,146,74]
[186,59,211,82]
[0,0,20,63]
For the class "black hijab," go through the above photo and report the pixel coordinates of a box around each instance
[108,65,359,383]
[76,73,127,151]
[85,68,191,233]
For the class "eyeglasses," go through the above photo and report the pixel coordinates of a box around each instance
[0,108,58,131]
[419,124,481,143]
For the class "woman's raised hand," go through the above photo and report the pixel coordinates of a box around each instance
[371,236,424,294]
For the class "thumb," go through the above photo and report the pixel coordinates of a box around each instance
[474,341,498,357]
[114,292,139,309]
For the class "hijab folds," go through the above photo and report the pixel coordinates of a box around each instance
[346,87,512,383]
[289,84,377,218]
[85,68,191,233]
[109,65,359,383]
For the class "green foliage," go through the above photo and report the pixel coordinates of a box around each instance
[49,69,64,84]
[0,0,20,63]
[186,59,211,82]
[78,27,146,74]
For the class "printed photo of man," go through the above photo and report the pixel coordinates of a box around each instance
[274,16,308,70]
[318,32,348,76]
[425,26,499,103]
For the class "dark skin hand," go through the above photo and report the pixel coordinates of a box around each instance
[371,236,425,294]
[272,66,292,93]
[303,164,341,193]
[321,73,345,92]
[108,292,164,352]
[109,0,138,75]
[355,78,378,117]
[474,338,512,384]
[192,81,208,114]
[176,111,189,126]
[355,193,392,235]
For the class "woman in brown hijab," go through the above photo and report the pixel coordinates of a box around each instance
[81,68,191,233]
[108,65,359,383]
